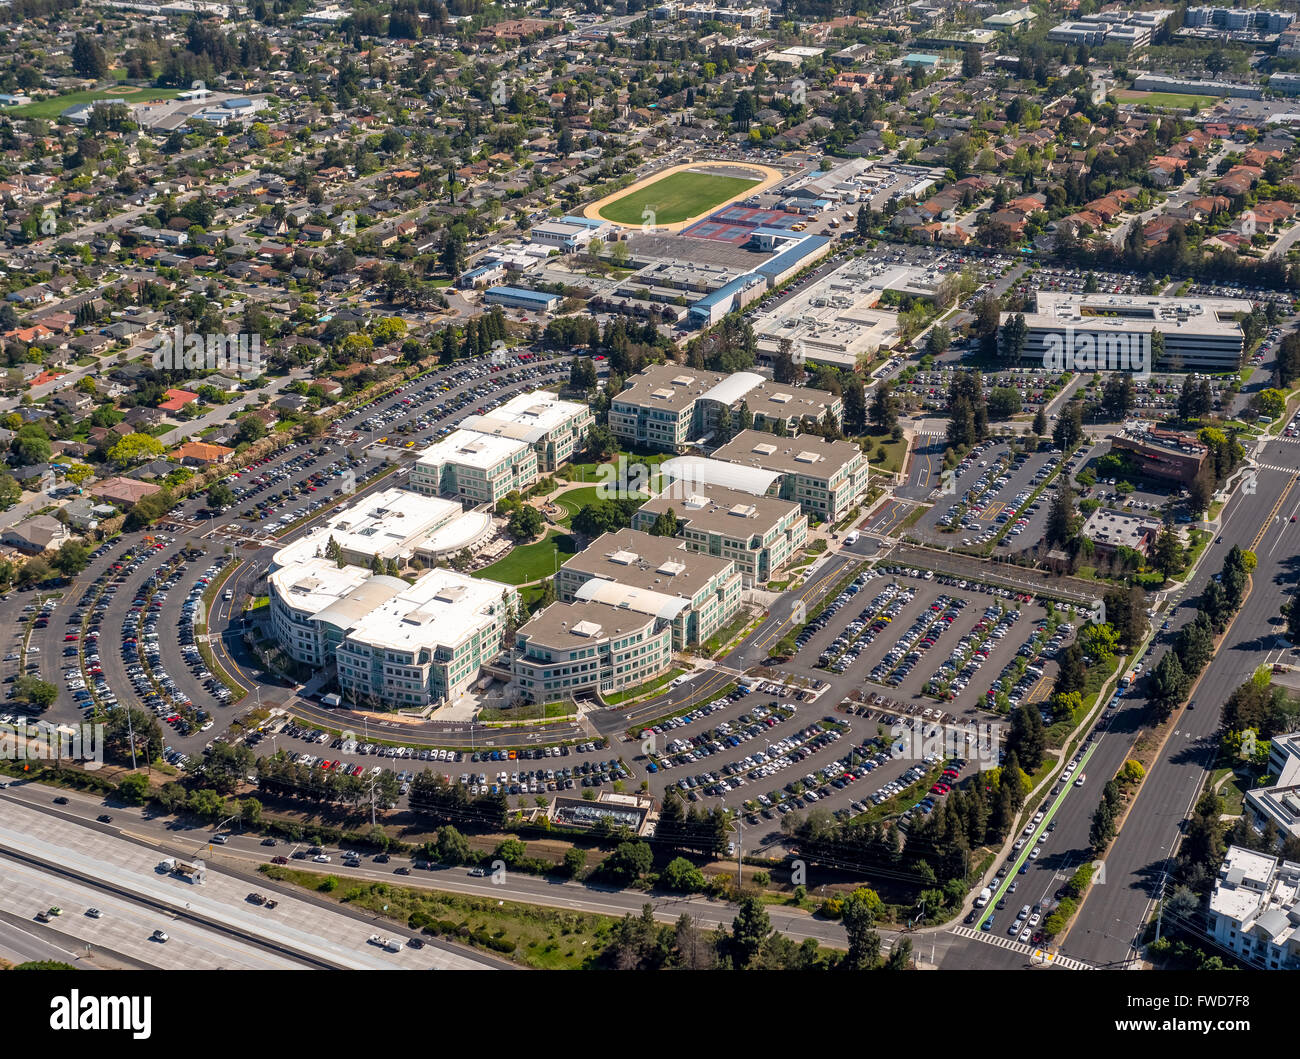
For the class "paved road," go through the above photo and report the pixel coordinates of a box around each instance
[1063,436,1300,966]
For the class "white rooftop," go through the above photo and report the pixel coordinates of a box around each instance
[660,455,783,497]
[416,429,531,471]
[272,487,465,567]
[267,558,373,616]
[345,568,513,655]
[458,389,589,445]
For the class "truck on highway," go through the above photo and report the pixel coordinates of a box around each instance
[1120,670,1137,688]
[368,934,405,952]
[157,857,207,884]
[974,886,993,908]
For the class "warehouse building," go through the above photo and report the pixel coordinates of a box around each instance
[556,530,743,649]
[1078,507,1163,557]
[633,482,808,584]
[484,286,561,312]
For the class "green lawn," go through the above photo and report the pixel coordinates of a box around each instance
[473,530,577,585]
[597,171,761,225]
[554,486,604,524]
[1112,90,1222,111]
[10,83,188,119]
[864,432,908,475]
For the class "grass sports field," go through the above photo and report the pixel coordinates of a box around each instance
[1112,90,1223,111]
[597,169,762,226]
[9,84,187,119]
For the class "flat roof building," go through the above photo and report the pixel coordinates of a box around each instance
[633,482,808,584]
[608,363,842,453]
[556,529,743,649]
[1001,292,1252,372]
[1079,507,1163,556]
[458,390,593,472]
[1208,845,1300,970]
[270,487,493,570]
[511,600,674,704]
[268,559,518,708]
[412,429,540,505]
[1110,426,1209,485]
[484,286,561,312]
[710,429,871,522]
[1243,730,1300,846]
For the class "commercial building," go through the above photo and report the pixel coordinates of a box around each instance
[633,482,808,584]
[1184,6,1293,33]
[1132,73,1262,100]
[1047,9,1171,51]
[1110,426,1209,485]
[1207,845,1300,970]
[1078,507,1163,556]
[511,600,675,703]
[709,429,871,523]
[1000,292,1252,372]
[1243,730,1300,845]
[270,487,494,570]
[984,8,1037,32]
[268,559,519,708]
[608,364,841,452]
[483,286,561,313]
[411,429,540,505]
[458,390,593,472]
[556,530,743,649]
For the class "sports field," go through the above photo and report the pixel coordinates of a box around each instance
[597,169,763,226]
[10,84,187,119]
[1112,90,1222,111]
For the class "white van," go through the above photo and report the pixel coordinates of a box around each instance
[843,531,860,546]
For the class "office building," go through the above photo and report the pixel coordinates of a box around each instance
[1110,426,1209,485]
[411,429,540,505]
[1079,507,1163,556]
[1243,730,1300,845]
[633,482,808,583]
[709,430,871,522]
[511,600,675,703]
[556,530,743,649]
[608,363,841,452]
[458,390,593,472]
[1001,292,1252,372]
[484,286,561,312]
[268,559,519,707]
[1207,845,1300,970]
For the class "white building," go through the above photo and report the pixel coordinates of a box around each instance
[270,487,493,570]
[458,390,594,472]
[1244,730,1300,844]
[269,558,519,708]
[1207,845,1300,969]
[411,430,540,505]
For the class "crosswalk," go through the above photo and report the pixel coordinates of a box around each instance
[949,925,1094,969]
[1255,462,1296,475]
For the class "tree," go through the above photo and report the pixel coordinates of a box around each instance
[72,34,109,78]
[661,856,706,892]
[1051,400,1084,452]
[14,676,56,710]
[1045,488,1078,548]
[12,432,51,466]
[603,840,652,882]
[563,847,587,878]
[50,539,90,577]
[925,323,951,355]
[507,505,544,540]
[236,416,267,444]
[962,45,982,79]
[1032,407,1047,436]
[117,773,150,805]
[1153,525,1184,580]
[728,894,772,970]
[108,432,165,468]
[206,482,235,512]
[649,507,679,537]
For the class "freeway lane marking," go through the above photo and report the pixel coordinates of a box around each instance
[1250,472,1298,553]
